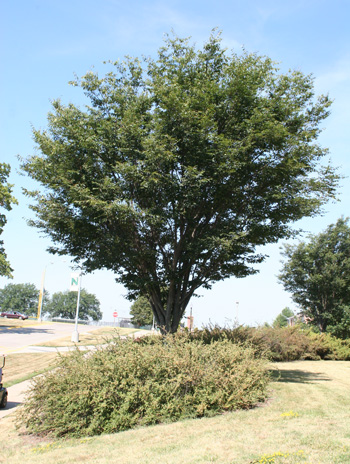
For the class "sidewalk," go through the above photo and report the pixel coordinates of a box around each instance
[0,379,32,419]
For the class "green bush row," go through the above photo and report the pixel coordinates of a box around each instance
[18,334,270,438]
[189,325,350,361]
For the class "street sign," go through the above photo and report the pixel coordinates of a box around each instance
[113,311,118,318]
[70,273,80,292]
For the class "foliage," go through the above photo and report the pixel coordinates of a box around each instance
[279,218,350,337]
[308,331,350,360]
[190,325,350,361]
[130,296,153,326]
[272,307,295,328]
[22,31,339,333]
[182,324,269,358]
[45,289,102,321]
[0,163,18,277]
[0,283,44,316]
[18,333,270,437]
[256,326,324,361]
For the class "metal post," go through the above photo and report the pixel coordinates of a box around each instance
[37,262,53,322]
[71,272,82,343]
[235,301,239,326]
[190,305,193,332]
[37,268,46,322]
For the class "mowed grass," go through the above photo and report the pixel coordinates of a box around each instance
[0,319,59,386]
[0,318,44,327]
[2,352,59,387]
[0,360,349,463]
[34,327,150,347]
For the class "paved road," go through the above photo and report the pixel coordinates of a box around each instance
[0,321,100,354]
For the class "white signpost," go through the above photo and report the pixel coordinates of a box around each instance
[70,272,82,343]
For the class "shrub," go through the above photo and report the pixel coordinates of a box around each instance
[258,326,350,361]
[314,332,350,360]
[18,334,270,438]
[257,326,320,361]
[191,325,350,362]
[190,324,270,358]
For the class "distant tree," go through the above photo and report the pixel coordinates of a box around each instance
[273,307,294,328]
[0,283,43,316]
[23,32,339,333]
[279,218,350,338]
[45,289,102,321]
[130,296,153,327]
[0,163,18,277]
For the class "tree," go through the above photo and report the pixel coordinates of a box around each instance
[0,283,43,316]
[130,296,153,327]
[0,163,17,277]
[45,289,102,321]
[279,218,350,338]
[272,307,294,328]
[22,32,339,333]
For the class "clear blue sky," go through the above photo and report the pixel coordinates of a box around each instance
[1,0,349,326]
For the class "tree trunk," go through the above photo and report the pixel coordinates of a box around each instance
[149,287,191,334]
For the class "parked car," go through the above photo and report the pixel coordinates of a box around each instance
[0,311,28,320]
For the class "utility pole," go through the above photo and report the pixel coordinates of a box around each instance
[71,271,82,343]
[187,305,193,332]
[37,262,53,322]
[235,301,239,326]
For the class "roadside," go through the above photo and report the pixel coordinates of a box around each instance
[3,352,59,387]
[0,379,32,419]
[0,319,104,354]
[0,325,152,420]
[31,326,148,348]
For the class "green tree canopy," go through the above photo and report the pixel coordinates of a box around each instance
[23,32,338,333]
[45,289,102,321]
[272,307,295,328]
[0,283,42,316]
[0,163,18,277]
[130,296,153,327]
[279,218,350,338]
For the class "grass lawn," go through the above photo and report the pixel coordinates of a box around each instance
[2,352,60,387]
[34,327,150,347]
[0,318,44,327]
[0,360,349,463]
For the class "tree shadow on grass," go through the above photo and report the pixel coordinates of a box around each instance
[0,326,54,335]
[270,368,331,384]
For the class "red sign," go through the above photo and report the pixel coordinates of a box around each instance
[113,312,118,318]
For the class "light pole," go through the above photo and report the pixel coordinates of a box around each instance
[37,262,53,322]
[71,271,82,343]
[235,301,239,326]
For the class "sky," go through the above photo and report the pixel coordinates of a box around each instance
[0,0,349,327]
